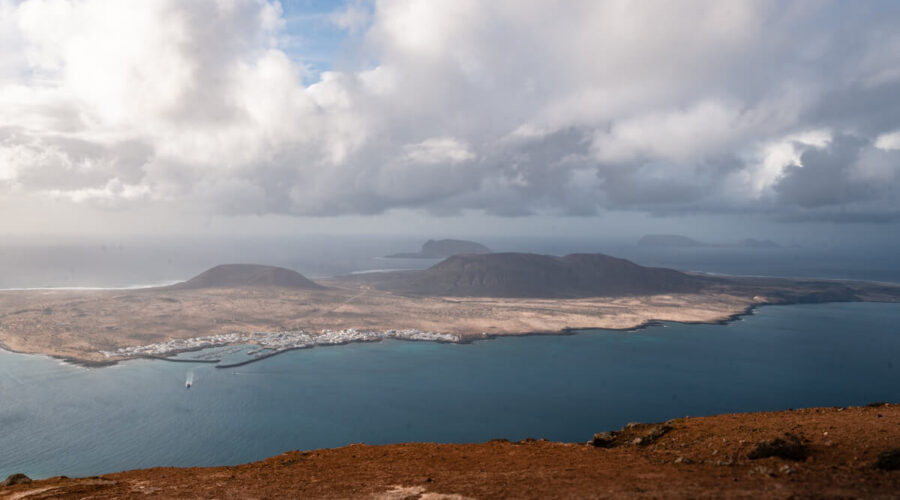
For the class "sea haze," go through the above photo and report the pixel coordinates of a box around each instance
[1,302,898,479]
[1,235,899,288]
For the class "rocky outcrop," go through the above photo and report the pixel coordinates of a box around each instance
[1,474,31,486]
[748,433,809,461]
[876,449,900,471]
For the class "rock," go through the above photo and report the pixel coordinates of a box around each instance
[875,449,900,471]
[748,433,808,461]
[751,465,774,476]
[593,423,673,449]
[779,465,795,475]
[674,456,695,464]
[1,473,31,487]
[639,425,673,446]
[591,432,618,448]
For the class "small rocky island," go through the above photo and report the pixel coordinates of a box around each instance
[638,234,781,249]
[385,238,491,258]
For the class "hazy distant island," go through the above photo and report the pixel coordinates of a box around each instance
[385,238,491,258]
[1,254,899,365]
[638,234,782,249]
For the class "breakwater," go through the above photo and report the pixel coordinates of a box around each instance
[215,348,300,368]
[141,355,221,363]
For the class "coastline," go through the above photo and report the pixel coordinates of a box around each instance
[4,297,883,369]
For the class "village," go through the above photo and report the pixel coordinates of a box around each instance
[100,328,461,359]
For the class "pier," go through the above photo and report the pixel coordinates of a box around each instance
[215,347,301,368]
[140,355,220,363]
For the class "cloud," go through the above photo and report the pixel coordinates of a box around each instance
[876,130,900,151]
[774,134,900,220]
[0,0,899,223]
[331,0,371,34]
[403,137,475,164]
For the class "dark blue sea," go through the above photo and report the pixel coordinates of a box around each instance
[1,302,898,479]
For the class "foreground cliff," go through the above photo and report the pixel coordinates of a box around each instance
[3,404,897,499]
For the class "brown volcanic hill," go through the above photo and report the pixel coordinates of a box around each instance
[386,238,491,258]
[168,264,325,290]
[5,404,898,499]
[367,252,702,297]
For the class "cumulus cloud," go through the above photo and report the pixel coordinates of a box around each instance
[0,0,899,222]
[402,137,475,165]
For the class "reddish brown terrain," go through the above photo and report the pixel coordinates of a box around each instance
[3,404,897,499]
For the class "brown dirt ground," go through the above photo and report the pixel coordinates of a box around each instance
[3,404,897,499]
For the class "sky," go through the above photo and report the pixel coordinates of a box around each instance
[1,0,899,243]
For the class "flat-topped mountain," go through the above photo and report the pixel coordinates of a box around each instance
[363,252,702,298]
[386,239,491,259]
[737,238,781,249]
[169,264,325,290]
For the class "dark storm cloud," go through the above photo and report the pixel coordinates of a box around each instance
[774,135,900,221]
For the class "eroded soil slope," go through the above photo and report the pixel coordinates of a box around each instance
[3,404,898,499]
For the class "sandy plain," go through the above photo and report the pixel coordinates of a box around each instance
[0,281,759,364]
[1,272,898,364]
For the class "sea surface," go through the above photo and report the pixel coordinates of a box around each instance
[1,302,898,479]
[1,234,899,288]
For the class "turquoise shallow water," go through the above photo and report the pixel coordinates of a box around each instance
[1,302,898,479]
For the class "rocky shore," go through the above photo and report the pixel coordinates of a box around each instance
[3,404,897,499]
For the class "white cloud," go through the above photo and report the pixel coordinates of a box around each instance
[403,137,475,165]
[331,0,370,34]
[0,0,899,222]
[44,178,152,204]
[875,130,900,151]
[740,129,833,198]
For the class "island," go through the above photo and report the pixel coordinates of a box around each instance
[0,255,899,366]
[638,234,782,248]
[385,238,491,258]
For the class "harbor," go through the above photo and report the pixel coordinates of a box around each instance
[101,328,461,368]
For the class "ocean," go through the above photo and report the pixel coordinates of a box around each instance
[1,234,899,289]
[1,302,898,479]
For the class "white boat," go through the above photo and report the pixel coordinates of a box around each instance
[185,372,194,389]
